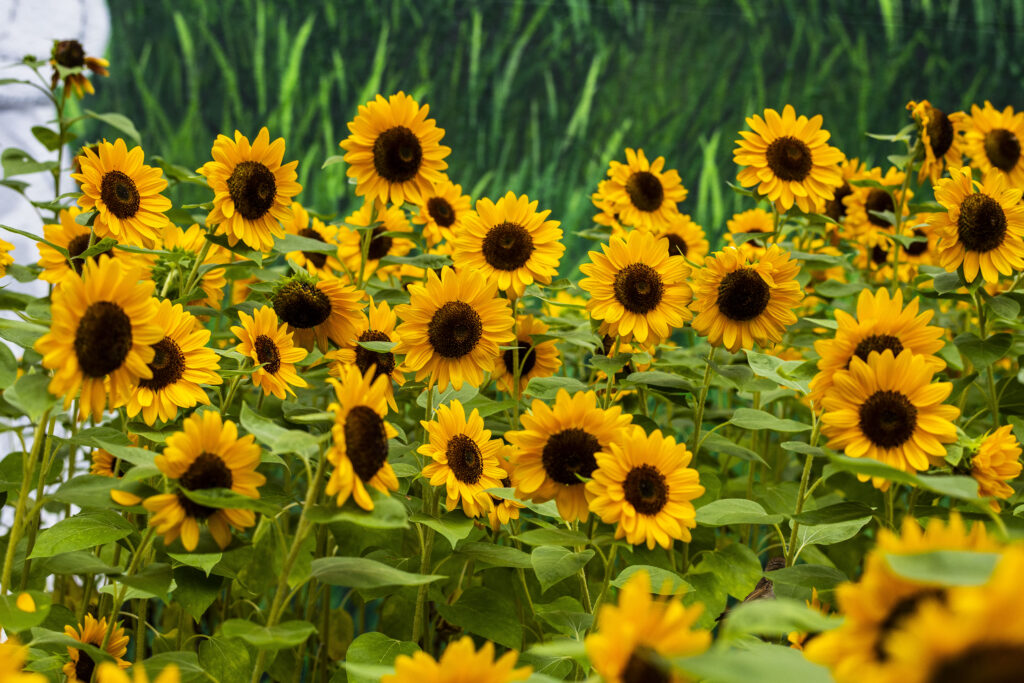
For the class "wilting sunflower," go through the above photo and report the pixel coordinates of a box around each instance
[0,637,46,683]
[724,207,774,256]
[929,165,1024,283]
[654,213,709,263]
[63,614,130,682]
[506,389,633,522]
[281,202,344,279]
[493,315,562,395]
[97,661,181,683]
[824,157,868,224]
[967,425,1022,510]
[143,411,265,551]
[841,166,913,236]
[339,91,451,206]
[72,139,172,246]
[325,365,399,511]
[487,445,525,530]
[271,272,366,352]
[690,245,803,352]
[126,300,222,425]
[958,101,1024,188]
[36,258,161,421]
[419,399,506,517]
[809,288,946,406]
[580,229,693,345]
[907,100,963,184]
[412,177,473,246]
[160,223,229,308]
[231,306,308,399]
[197,127,302,252]
[596,148,687,231]
[326,298,406,410]
[453,191,566,298]
[585,570,711,683]
[338,201,415,281]
[820,349,959,487]
[382,635,531,683]
[394,266,515,391]
[586,427,703,549]
[50,39,109,98]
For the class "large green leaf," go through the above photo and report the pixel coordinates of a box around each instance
[696,499,784,526]
[310,557,444,589]
[30,511,134,558]
[342,632,418,683]
[221,619,316,650]
[729,408,811,432]
[611,565,692,595]
[531,546,594,593]
[434,586,523,650]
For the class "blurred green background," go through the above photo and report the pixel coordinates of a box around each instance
[87,0,1024,267]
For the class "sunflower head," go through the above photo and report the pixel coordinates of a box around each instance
[0,637,46,683]
[282,202,344,278]
[96,662,181,683]
[596,148,688,231]
[725,207,774,256]
[231,305,309,399]
[959,101,1024,188]
[382,635,531,683]
[50,39,109,97]
[907,100,963,184]
[412,177,473,246]
[63,614,130,682]
[966,425,1022,510]
[270,271,367,352]
[494,315,562,395]
[655,213,709,263]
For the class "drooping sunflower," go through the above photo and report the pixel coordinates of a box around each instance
[0,637,46,683]
[690,245,803,352]
[907,100,964,184]
[36,258,162,421]
[654,213,709,263]
[957,101,1024,188]
[597,148,687,231]
[412,177,473,246]
[419,399,506,517]
[382,635,531,683]
[97,661,181,683]
[143,411,265,551]
[282,202,344,279]
[338,200,415,281]
[394,266,515,391]
[824,157,868,225]
[967,425,1022,510]
[63,614,130,682]
[197,127,302,252]
[50,39,109,98]
[724,207,774,257]
[929,165,1024,283]
[325,365,399,511]
[270,272,367,352]
[580,229,693,345]
[339,91,451,206]
[453,191,566,298]
[506,389,633,522]
[231,306,309,399]
[487,445,525,530]
[820,349,959,487]
[159,223,230,308]
[326,298,406,410]
[586,427,703,549]
[493,315,562,395]
[841,166,913,236]
[585,570,711,683]
[72,139,172,246]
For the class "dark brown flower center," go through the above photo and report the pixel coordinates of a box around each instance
[54,39,86,68]
[852,334,904,365]
[427,197,456,227]
[716,267,770,322]
[74,652,96,682]
[865,189,896,227]
[446,434,483,484]
[502,340,537,378]
[373,126,423,183]
[273,280,332,329]
[622,647,671,683]
[227,160,277,221]
[344,405,389,481]
[67,233,113,275]
[541,428,601,486]
[859,390,918,449]
[904,228,929,257]
[177,451,234,520]
[253,335,281,374]
[367,226,394,261]
[625,171,665,212]
[355,329,396,379]
[926,107,955,158]
[825,182,853,221]
[427,301,483,359]
[929,644,1024,683]
[490,476,513,505]
[664,233,688,257]
[138,337,186,391]
[298,228,328,269]
[623,464,669,515]
[613,263,664,314]
[100,170,141,219]
[984,128,1021,171]
[482,222,535,271]
[74,301,133,378]
[874,588,945,661]
[958,194,1008,253]
[871,243,890,265]
[765,135,813,181]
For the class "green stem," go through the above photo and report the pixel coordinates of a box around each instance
[591,544,618,616]
[889,150,915,294]
[974,290,1001,428]
[602,336,621,409]
[181,237,213,297]
[689,346,715,455]
[412,388,437,649]
[785,452,815,567]
[101,526,156,653]
[1,407,52,594]
[511,297,522,429]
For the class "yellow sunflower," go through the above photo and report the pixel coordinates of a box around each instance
[143,411,265,551]
[690,245,803,352]
[724,207,775,257]
[159,223,230,308]
[339,91,451,206]
[338,200,415,281]
[394,266,515,391]
[591,178,626,233]
[506,389,633,522]
[841,166,913,236]
[453,191,565,298]
[91,448,128,478]
[0,637,46,683]
[197,127,302,252]
[586,426,703,549]
[968,424,1022,510]
[907,100,964,184]
[0,237,12,276]
[72,138,172,246]
[270,272,367,352]
[487,445,525,530]
[97,662,181,683]
[824,157,868,224]
[585,569,711,683]
[38,206,120,284]
[382,635,531,683]
[957,101,1024,188]
[63,614,130,682]
[597,148,687,231]
[50,39,108,97]
[326,298,406,410]
[325,365,399,511]
[231,306,309,399]
[412,177,473,246]
[654,213,709,263]
[36,258,162,421]
[282,202,344,279]
[929,165,1024,283]
[493,315,562,395]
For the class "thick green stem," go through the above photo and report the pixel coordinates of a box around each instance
[181,237,213,297]
[689,347,715,456]
[1,407,52,594]
[785,452,815,567]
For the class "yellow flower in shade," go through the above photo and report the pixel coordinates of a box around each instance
[690,245,803,352]
[97,662,180,683]
[453,191,566,298]
[585,570,711,683]
[38,207,148,285]
[824,157,868,224]
[270,272,367,353]
[339,91,451,206]
[35,258,162,421]
[597,148,688,231]
[0,637,46,682]
[957,101,1024,188]
[382,635,531,683]
[654,213,709,263]
[586,427,703,549]
[72,139,172,246]
[907,100,964,184]
[841,166,913,236]
[412,177,473,246]
[493,315,562,395]
[143,411,265,551]
[197,127,302,252]
[724,207,775,257]
[506,389,633,522]
[580,229,693,345]
[820,349,959,488]
[160,223,230,308]
[809,288,946,406]
[63,614,130,682]
[281,202,344,278]
[787,589,832,650]
[487,445,525,530]
[968,424,1022,510]
[326,298,406,410]
[325,365,399,511]
[0,237,13,276]
[394,266,515,391]
[338,201,415,281]
[126,299,222,425]
[419,399,506,517]
[231,306,308,399]
[929,165,1024,283]
[734,105,845,213]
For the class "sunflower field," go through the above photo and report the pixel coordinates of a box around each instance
[2,2,1024,682]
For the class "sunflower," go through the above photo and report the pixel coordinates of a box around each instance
[394,266,515,391]
[820,349,959,487]
[929,165,1024,283]
[97,662,181,683]
[585,569,711,683]
[197,127,302,252]
[0,237,13,276]
[787,589,832,651]
[907,100,964,184]
[72,139,172,246]
[126,299,222,425]
[586,426,703,549]
[324,365,399,511]
[270,272,367,352]
[382,635,531,683]
[38,206,156,285]
[159,223,230,308]
[326,298,406,410]
[453,191,565,298]
[0,637,46,683]
[91,448,131,478]
[50,39,109,98]
[63,614,130,682]
[36,258,162,421]
[143,411,265,551]
[824,157,868,224]
[724,207,774,257]
[338,200,415,281]
[580,229,693,345]
[591,178,626,233]
[487,445,525,530]
[957,101,1024,188]
[506,389,633,522]
[419,399,506,517]
[841,166,913,236]
[597,148,687,231]
[654,213,709,263]
[412,177,473,246]
[809,288,947,406]
[493,315,562,395]
[690,245,803,352]
[231,306,308,399]
[281,202,344,279]
[967,425,1022,510]
[339,91,451,206]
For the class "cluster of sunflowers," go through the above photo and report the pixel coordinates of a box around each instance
[2,38,1024,683]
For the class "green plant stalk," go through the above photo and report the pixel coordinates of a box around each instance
[181,237,213,297]
[591,544,618,616]
[412,388,437,649]
[602,335,621,410]
[19,414,58,589]
[785,419,820,566]
[1,407,52,594]
[889,143,918,295]
[511,296,522,429]
[689,346,715,455]
[101,526,156,653]
[973,290,1000,428]
[356,202,378,289]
